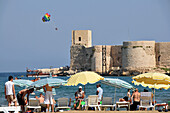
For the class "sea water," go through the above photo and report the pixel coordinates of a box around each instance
[0,72,170,106]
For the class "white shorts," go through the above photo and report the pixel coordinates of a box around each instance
[44,91,53,104]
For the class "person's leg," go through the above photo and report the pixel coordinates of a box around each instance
[14,101,17,107]
[74,103,76,109]
[47,104,49,111]
[69,98,72,107]
[51,104,54,112]
[77,100,82,109]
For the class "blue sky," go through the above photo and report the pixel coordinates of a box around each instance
[0,0,170,72]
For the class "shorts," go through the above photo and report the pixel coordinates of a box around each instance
[7,95,16,102]
[17,93,26,105]
[44,91,53,104]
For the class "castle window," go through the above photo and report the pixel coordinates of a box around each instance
[158,55,161,61]
[79,37,81,41]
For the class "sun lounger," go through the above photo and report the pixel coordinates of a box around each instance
[26,98,41,112]
[115,101,130,111]
[0,106,21,113]
[99,97,115,111]
[85,95,100,111]
[55,98,71,111]
[139,92,154,110]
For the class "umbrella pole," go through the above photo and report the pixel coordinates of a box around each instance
[114,87,116,104]
[154,86,155,110]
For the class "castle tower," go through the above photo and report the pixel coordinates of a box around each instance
[122,41,156,71]
[72,30,92,47]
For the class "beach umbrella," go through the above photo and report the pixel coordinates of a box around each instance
[29,77,67,88]
[13,79,33,87]
[101,78,134,103]
[65,71,104,93]
[132,72,170,106]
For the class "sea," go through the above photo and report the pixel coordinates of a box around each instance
[0,72,170,106]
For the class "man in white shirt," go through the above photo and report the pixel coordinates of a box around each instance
[5,76,17,106]
[96,84,103,103]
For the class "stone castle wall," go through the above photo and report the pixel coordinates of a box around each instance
[72,30,92,48]
[70,30,170,74]
[122,41,156,70]
[156,42,170,68]
[70,45,94,71]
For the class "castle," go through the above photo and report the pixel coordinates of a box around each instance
[70,30,170,75]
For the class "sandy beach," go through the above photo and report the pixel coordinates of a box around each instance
[39,111,161,113]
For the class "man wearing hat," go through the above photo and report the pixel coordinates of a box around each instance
[74,86,85,110]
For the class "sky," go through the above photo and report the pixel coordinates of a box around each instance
[0,0,170,72]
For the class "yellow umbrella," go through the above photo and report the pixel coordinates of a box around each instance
[132,72,170,90]
[65,71,104,86]
[132,72,170,107]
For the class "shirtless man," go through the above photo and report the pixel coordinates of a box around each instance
[131,88,140,110]
[17,88,34,112]
[43,84,54,112]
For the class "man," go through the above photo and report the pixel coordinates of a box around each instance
[131,88,140,110]
[17,88,34,112]
[5,76,17,106]
[96,84,103,103]
[43,84,54,112]
[74,86,85,110]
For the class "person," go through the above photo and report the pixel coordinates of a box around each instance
[5,76,17,106]
[15,77,18,80]
[96,84,103,103]
[74,86,85,110]
[43,84,54,112]
[127,89,131,98]
[131,88,140,110]
[17,88,34,112]
[119,89,131,102]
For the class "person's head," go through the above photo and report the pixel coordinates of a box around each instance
[8,76,13,81]
[135,88,138,92]
[144,89,148,92]
[40,93,43,97]
[79,86,82,92]
[35,96,38,99]
[97,83,101,88]
[15,77,18,80]
[128,89,130,92]
[29,88,34,93]
[38,77,40,80]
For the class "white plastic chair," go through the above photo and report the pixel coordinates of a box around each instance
[99,97,115,111]
[26,98,41,112]
[139,92,154,110]
[55,98,71,111]
[85,95,100,111]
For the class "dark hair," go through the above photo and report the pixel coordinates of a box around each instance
[144,89,148,92]
[123,96,128,101]
[97,83,101,87]
[29,88,34,92]
[128,89,130,91]
[8,76,13,81]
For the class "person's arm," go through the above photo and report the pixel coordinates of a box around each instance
[75,92,78,99]
[12,84,16,99]
[81,92,85,99]
[27,93,30,105]
[5,85,7,99]
[131,94,134,104]
[43,85,46,93]
[96,90,99,95]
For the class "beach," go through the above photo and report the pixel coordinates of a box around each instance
[39,111,161,113]
[1,72,170,112]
